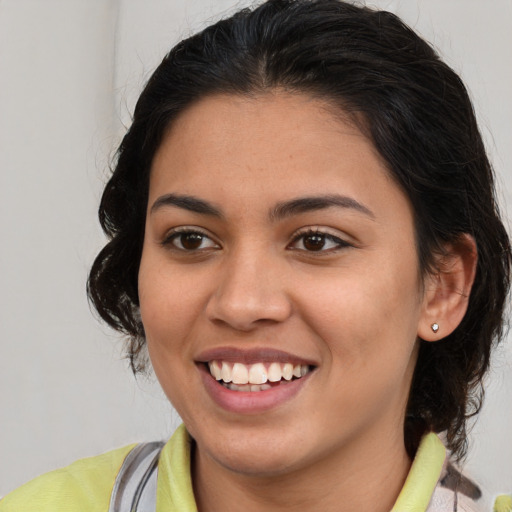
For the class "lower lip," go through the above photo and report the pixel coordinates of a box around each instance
[198,364,312,414]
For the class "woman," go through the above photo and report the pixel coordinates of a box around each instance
[1,0,510,511]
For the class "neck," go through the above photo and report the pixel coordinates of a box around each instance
[192,423,411,512]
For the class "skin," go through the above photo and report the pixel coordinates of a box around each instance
[138,92,472,512]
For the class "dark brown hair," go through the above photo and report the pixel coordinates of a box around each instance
[87,0,511,460]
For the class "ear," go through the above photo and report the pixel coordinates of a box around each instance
[418,234,478,341]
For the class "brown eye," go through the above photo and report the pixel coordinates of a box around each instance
[303,233,326,251]
[164,229,219,251]
[179,232,205,250]
[289,229,351,253]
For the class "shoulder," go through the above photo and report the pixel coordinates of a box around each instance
[0,444,136,512]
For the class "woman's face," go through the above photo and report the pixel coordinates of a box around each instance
[139,92,428,477]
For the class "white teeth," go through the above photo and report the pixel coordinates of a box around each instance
[225,382,272,392]
[208,360,312,389]
[268,362,282,382]
[221,362,232,383]
[232,363,249,384]
[282,363,293,381]
[209,361,222,380]
[248,363,267,384]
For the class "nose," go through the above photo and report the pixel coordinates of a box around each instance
[205,249,293,331]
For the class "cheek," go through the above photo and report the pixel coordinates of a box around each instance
[298,254,422,364]
[138,254,193,352]
[301,267,421,424]
[138,258,216,396]
[138,260,202,409]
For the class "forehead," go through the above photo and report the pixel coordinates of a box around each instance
[148,92,410,226]
[159,92,373,158]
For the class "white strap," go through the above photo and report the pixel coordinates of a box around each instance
[109,442,164,512]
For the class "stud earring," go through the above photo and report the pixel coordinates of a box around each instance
[431,323,439,333]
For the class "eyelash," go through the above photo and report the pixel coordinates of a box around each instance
[161,227,352,253]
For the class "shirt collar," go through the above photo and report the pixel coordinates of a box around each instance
[157,425,446,512]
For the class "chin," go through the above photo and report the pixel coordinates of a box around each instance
[194,424,314,477]
[211,447,305,478]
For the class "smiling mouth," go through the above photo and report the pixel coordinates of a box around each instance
[207,360,313,392]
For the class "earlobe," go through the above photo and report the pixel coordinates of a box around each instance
[418,234,478,342]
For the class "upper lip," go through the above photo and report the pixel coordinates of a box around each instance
[195,347,317,367]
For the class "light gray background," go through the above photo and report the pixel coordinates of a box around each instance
[1,0,511,504]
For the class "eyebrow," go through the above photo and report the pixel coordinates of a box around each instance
[270,194,375,221]
[150,192,375,221]
[150,193,223,218]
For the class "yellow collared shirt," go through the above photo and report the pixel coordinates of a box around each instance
[0,426,483,512]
